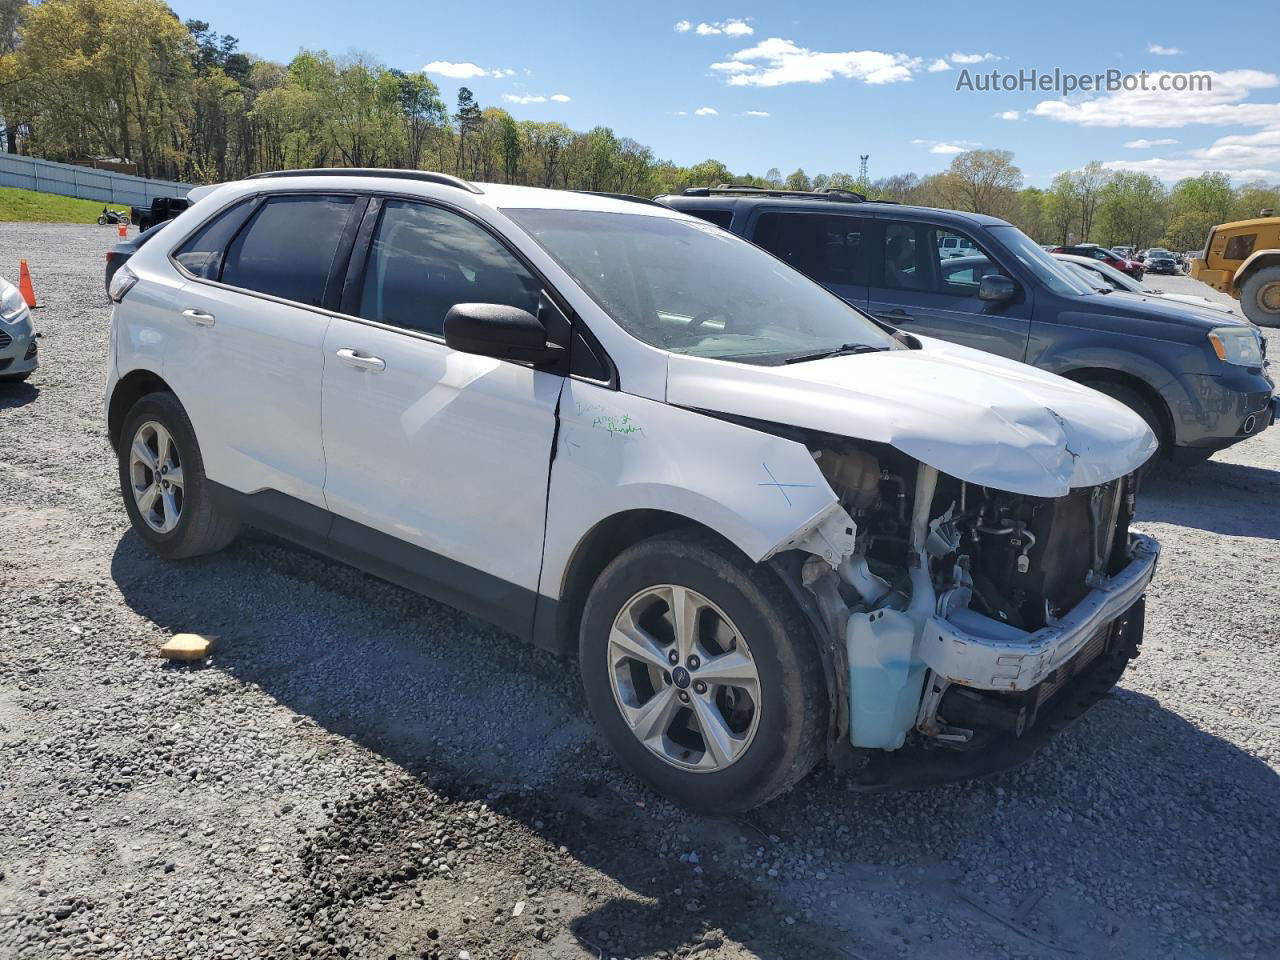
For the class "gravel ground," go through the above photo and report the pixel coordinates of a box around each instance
[1,224,1278,960]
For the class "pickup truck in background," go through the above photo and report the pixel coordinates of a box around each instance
[129,196,191,232]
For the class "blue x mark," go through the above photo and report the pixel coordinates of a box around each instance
[758,462,815,507]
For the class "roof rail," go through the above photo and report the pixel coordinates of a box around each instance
[247,168,484,195]
[570,190,667,208]
[680,185,868,203]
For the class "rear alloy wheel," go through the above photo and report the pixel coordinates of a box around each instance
[128,420,184,534]
[579,531,827,812]
[117,391,240,559]
[1241,265,1280,328]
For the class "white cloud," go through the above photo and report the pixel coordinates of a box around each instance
[913,138,977,155]
[718,37,921,87]
[503,92,570,105]
[950,51,1001,64]
[1123,137,1179,148]
[710,60,756,74]
[926,58,952,72]
[673,111,688,116]
[995,110,1020,120]
[1032,69,1280,129]
[1101,126,1280,181]
[423,60,514,80]
[674,19,692,32]
[694,18,754,36]
[695,106,719,116]
[1148,43,1183,56]
[743,110,769,117]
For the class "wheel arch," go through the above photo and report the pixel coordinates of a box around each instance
[539,509,746,657]
[1058,366,1175,455]
[108,368,175,449]
[1232,249,1280,290]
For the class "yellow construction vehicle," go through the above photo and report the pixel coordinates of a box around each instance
[1190,211,1280,327]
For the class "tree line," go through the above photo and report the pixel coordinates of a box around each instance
[1,0,1277,250]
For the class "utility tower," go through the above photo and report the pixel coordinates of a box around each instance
[859,154,869,184]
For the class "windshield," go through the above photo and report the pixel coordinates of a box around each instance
[503,208,896,364]
[989,225,1097,296]
[1063,262,1110,291]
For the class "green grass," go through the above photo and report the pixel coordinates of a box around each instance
[0,186,121,223]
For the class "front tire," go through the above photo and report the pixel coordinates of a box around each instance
[579,531,827,812]
[117,392,239,559]
[1241,265,1280,328]
[1083,380,1166,474]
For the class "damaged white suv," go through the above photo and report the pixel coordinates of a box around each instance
[105,171,1160,810]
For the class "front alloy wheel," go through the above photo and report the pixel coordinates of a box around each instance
[129,421,184,533]
[579,531,828,812]
[609,584,761,772]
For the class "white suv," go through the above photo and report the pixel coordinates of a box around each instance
[106,170,1160,810]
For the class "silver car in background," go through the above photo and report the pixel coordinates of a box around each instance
[0,275,38,383]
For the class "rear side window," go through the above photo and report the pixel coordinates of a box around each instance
[358,200,541,336]
[172,199,257,280]
[689,209,733,229]
[220,195,356,306]
[753,212,868,285]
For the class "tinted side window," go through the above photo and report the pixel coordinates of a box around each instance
[173,199,257,280]
[358,200,540,336]
[689,209,733,229]
[753,212,866,285]
[881,221,1006,297]
[221,195,356,306]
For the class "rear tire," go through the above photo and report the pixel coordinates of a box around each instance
[1240,265,1280,328]
[578,530,828,812]
[117,391,239,559]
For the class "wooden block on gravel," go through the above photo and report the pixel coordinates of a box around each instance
[159,633,213,661]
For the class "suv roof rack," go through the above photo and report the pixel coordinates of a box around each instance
[680,185,868,203]
[247,168,484,195]
[571,190,667,208]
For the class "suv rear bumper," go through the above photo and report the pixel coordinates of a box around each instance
[919,534,1159,692]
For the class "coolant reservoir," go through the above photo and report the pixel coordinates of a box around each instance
[847,608,927,749]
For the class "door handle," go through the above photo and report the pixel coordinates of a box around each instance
[877,309,914,323]
[181,308,216,327]
[335,348,386,372]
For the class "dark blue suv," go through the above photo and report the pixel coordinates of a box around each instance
[658,187,1276,463]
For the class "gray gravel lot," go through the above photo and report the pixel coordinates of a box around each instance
[1,223,1278,960]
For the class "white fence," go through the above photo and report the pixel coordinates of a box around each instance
[0,154,193,207]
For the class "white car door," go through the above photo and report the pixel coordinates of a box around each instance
[166,193,362,511]
[319,198,563,634]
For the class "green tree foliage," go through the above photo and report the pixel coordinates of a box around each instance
[1095,172,1168,249]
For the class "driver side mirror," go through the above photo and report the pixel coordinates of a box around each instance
[444,303,564,364]
[978,275,1016,303]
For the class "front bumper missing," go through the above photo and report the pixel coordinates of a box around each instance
[919,534,1159,692]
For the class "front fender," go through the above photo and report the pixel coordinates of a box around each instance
[1234,249,1280,289]
[539,380,841,600]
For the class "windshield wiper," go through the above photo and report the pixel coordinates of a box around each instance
[784,343,887,364]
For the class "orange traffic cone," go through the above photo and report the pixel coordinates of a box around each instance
[17,259,38,308]
[117,223,127,238]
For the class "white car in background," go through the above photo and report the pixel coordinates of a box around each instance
[105,170,1159,810]
[1055,252,1241,316]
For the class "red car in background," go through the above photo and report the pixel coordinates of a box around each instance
[1050,243,1145,280]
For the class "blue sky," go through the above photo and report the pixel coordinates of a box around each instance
[169,0,1280,188]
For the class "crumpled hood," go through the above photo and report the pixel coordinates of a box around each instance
[666,337,1157,498]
